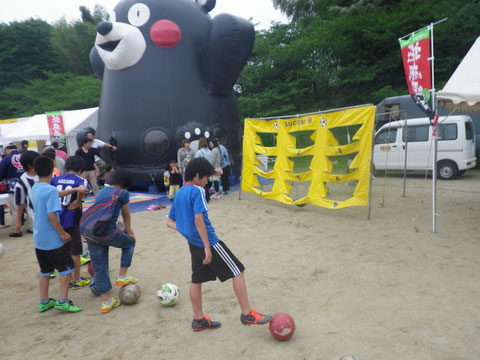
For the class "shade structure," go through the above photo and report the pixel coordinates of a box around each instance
[437,36,480,112]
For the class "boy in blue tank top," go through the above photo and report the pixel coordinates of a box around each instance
[167,157,271,331]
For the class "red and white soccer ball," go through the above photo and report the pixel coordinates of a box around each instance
[269,313,295,341]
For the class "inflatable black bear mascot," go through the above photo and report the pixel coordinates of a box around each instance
[90,0,254,184]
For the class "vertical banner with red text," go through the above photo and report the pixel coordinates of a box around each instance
[399,28,434,119]
[46,111,67,147]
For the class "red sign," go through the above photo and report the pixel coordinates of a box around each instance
[399,29,432,97]
[46,111,65,137]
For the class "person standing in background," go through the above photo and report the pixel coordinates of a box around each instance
[0,143,24,232]
[84,127,117,177]
[177,139,193,183]
[209,140,222,200]
[20,140,29,153]
[75,138,99,196]
[216,138,232,195]
[51,140,68,162]
[194,138,213,202]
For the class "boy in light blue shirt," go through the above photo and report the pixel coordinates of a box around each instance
[32,156,82,313]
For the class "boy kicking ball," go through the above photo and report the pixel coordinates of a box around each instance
[166,157,271,331]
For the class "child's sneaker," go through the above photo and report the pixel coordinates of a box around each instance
[54,300,83,313]
[192,315,221,331]
[116,275,138,286]
[70,277,91,289]
[101,298,121,314]
[240,309,272,325]
[80,255,91,265]
[38,298,56,313]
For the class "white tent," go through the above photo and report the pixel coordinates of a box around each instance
[0,107,98,154]
[437,36,480,112]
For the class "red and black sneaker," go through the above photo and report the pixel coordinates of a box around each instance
[192,315,221,331]
[240,309,272,325]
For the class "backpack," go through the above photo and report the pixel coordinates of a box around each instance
[80,188,124,244]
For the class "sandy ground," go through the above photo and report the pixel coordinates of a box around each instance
[0,169,479,360]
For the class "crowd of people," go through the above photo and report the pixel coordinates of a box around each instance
[171,136,233,203]
[0,131,273,330]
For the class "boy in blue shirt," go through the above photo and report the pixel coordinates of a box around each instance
[167,157,271,331]
[86,169,138,314]
[32,156,82,313]
[51,156,90,289]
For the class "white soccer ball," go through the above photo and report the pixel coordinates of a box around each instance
[157,283,180,307]
[0,243,4,260]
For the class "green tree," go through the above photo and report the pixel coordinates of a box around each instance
[237,0,480,119]
[0,72,100,118]
[0,19,55,87]
[50,19,97,76]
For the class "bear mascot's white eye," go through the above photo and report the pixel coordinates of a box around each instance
[128,3,150,27]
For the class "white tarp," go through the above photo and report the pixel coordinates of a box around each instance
[0,108,98,154]
[437,36,480,112]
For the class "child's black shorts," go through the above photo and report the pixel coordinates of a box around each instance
[189,240,245,283]
[66,226,82,256]
[35,244,74,277]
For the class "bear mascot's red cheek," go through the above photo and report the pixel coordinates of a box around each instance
[150,19,181,48]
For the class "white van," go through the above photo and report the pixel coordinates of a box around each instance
[373,115,476,179]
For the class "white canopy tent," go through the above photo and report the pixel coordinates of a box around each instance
[437,36,480,112]
[0,107,98,154]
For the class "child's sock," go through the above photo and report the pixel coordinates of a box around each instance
[40,298,51,305]
[58,297,69,304]
[103,298,112,305]
[117,275,125,279]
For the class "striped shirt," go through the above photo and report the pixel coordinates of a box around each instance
[14,173,39,220]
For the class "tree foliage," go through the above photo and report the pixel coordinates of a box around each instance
[237,0,480,119]
[0,1,479,123]
[0,72,100,118]
[0,5,108,118]
[0,19,55,88]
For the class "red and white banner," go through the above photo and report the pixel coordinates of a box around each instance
[46,111,65,137]
[399,28,434,118]
[399,28,431,96]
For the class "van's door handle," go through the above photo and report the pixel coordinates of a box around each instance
[391,145,397,148]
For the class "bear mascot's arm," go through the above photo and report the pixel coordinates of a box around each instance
[90,47,105,81]
[202,13,255,96]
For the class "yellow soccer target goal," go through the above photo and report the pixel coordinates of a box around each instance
[241,105,376,209]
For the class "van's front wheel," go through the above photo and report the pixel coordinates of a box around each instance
[437,161,458,180]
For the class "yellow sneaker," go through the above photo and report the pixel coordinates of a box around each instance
[116,275,138,286]
[101,298,121,314]
[80,255,91,266]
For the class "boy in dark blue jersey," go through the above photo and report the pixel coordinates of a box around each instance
[167,157,271,331]
[51,156,90,289]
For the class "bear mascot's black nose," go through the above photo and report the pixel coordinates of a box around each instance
[97,21,113,36]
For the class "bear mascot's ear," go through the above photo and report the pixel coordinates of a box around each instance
[196,0,216,13]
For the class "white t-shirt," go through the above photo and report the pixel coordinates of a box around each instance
[91,139,106,162]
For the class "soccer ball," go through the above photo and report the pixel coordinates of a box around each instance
[0,243,4,260]
[269,313,295,341]
[157,283,179,306]
[87,262,94,276]
[119,284,141,305]
[339,356,359,360]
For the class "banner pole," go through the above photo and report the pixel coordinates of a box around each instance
[367,123,376,220]
[430,22,438,233]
